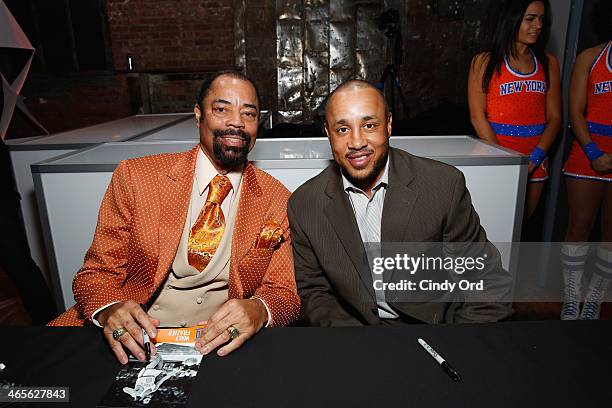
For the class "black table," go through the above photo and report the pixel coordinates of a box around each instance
[1,321,610,407]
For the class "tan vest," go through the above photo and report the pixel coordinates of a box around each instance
[148,181,242,327]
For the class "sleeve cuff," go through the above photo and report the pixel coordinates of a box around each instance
[91,301,122,327]
[251,296,272,327]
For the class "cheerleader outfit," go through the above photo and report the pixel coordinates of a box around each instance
[563,41,612,182]
[486,49,549,181]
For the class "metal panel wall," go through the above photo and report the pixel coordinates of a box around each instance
[275,0,385,123]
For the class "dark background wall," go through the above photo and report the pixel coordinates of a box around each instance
[106,0,234,72]
[5,0,237,137]
[4,0,496,138]
[400,0,490,116]
[392,0,494,133]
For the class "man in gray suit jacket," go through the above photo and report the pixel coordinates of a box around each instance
[288,80,513,326]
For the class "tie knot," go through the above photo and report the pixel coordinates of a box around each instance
[207,175,232,204]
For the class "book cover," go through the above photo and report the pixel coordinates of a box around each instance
[98,328,204,408]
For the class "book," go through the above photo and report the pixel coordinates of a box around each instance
[98,327,204,408]
[153,326,206,345]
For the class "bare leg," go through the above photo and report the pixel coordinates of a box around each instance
[600,182,612,244]
[564,178,604,242]
[579,181,612,320]
[525,181,545,219]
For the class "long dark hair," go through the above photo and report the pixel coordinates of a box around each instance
[593,0,612,42]
[480,0,552,92]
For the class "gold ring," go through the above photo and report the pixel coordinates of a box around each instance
[226,326,240,339]
[112,327,128,341]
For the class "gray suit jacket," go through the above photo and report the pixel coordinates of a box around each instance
[288,147,513,326]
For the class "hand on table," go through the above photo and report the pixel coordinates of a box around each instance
[195,298,268,357]
[592,154,612,174]
[97,300,159,364]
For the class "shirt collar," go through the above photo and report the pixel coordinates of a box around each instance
[341,155,390,194]
[195,145,243,196]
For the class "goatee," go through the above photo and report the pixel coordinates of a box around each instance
[213,129,251,169]
[342,145,389,191]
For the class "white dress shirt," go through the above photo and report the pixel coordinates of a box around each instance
[342,157,399,319]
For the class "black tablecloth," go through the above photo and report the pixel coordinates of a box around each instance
[1,320,610,407]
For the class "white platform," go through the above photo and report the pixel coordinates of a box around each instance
[32,136,527,309]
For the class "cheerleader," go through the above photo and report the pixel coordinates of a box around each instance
[468,0,561,219]
[560,37,612,320]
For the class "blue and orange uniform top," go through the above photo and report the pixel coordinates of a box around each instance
[564,41,612,181]
[486,49,548,181]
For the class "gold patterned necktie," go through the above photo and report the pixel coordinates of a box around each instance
[187,174,233,272]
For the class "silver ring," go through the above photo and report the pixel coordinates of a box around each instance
[112,327,128,341]
[226,326,240,339]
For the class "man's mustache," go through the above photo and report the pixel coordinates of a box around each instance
[214,129,250,141]
[346,147,374,159]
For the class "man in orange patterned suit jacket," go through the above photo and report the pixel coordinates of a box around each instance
[49,71,299,363]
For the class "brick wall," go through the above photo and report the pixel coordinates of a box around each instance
[9,0,236,137]
[399,0,493,120]
[106,0,235,71]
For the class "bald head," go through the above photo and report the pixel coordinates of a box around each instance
[326,80,389,121]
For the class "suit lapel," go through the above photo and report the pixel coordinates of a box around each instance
[155,146,198,287]
[381,148,418,243]
[323,165,375,299]
[380,148,419,289]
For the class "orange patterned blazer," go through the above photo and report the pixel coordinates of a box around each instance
[48,145,299,327]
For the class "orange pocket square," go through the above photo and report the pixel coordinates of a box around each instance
[255,219,284,249]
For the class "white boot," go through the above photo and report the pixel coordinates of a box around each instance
[580,274,610,320]
[580,247,611,320]
[560,244,588,320]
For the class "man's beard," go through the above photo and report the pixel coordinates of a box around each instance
[212,129,251,169]
[341,144,389,190]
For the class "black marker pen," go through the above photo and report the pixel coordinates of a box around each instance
[418,338,462,382]
[140,303,151,361]
[143,329,151,361]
